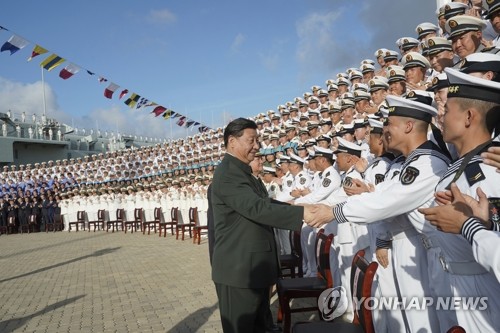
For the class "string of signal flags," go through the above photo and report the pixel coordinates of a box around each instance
[0,24,211,133]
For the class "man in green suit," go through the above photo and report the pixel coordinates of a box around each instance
[211,118,314,333]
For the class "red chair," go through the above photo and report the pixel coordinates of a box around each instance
[280,230,304,278]
[193,211,208,245]
[124,208,142,234]
[143,207,161,235]
[176,207,197,240]
[69,211,86,232]
[106,209,124,232]
[277,229,334,333]
[88,210,106,232]
[292,249,379,333]
[159,207,178,237]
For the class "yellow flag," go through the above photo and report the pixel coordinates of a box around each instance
[40,54,65,71]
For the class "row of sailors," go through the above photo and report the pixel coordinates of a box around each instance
[57,183,210,230]
[257,62,500,332]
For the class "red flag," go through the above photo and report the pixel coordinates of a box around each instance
[104,83,120,99]
[59,63,80,80]
[119,89,129,99]
[176,116,186,127]
[151,106,167,117]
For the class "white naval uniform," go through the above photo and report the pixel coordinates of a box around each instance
[367,154,406,333]
[461,219,500,283]
[275,171,299,255]
[290,170,312,266]
[334,141,450,331]
[295,165,341,277]
[427,142,500,332]
[322,166,365,322]
[362,153,394,261]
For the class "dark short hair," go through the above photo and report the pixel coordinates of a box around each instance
[223,118,257,146]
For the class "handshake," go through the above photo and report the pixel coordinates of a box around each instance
[301,204,334,228]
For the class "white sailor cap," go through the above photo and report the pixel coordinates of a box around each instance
[307,121,320,130]
[443,2,469,20]
[457,52,500,75]
[311,85,322,92]
[263,166,276,174]
[368,77,390,92]
[484,0,500,19]
[325,79,336,86]
[284,123,296,132]
[313,146,334,159]
[360,63,375,74]
[334,137,362,157]
[353,90,371,102]
[349,70,363,81]
[375,48,388,58]
[368,118,384,134]
[386,66,406,83]
[360,59,375,66]
[352,83,369,92]
[316,134,332,143]
[445,15,486,40]
[353,118,368,129]
[401,52,431,70]
[396,37,420,52]
[336,123,355,136]
[309,96,320,104]
[289,153,305,165]
[309,108,320,116]
[318,89,328,97]
[405,90,435,107]
[445,67,500,103]
[329,102,342,113]
[337,72,349,79]
[386,95,437,123]
[279,155,291,163]
[426,37,453,56]
[327,83,338,92]
[383,50,399,62]
[416,22,439,40]
[341,92,354,101]
[427,73,449,92]
[336,77,351,86]
[340,99,355,110]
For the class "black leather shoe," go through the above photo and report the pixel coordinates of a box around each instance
[266,323,282,332]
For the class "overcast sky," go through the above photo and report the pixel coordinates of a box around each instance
[0,0,437,139]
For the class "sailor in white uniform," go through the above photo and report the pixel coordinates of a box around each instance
[313,96,451,331]
[295,147,341,278]
[419,68,500,331]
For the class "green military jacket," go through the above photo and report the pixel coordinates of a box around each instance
[211,153,303,288]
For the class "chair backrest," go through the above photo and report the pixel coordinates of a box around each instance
[315,229,334,288]
[8,216,15,225]
[350,249,379,333]
[154,207,162,221]
[447,326,466,333]
[116,208,124,220]
[134,208,143,221]
[289,230,303,259]
[171,207,179,222]
[97,209,105,220]
[189,207,198,224]
[29,214,37,223]
[77,211,85,221]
